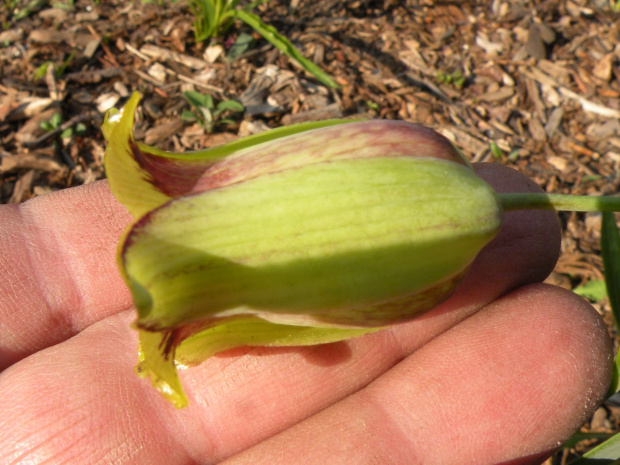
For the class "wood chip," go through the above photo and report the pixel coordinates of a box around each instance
[238,119,271,137]
[525,25,547,59]
[147,63,167,83]
[140,44,207,70]
[537,60,571,85]
[38,8,68,24]
[559,87,620,118]
[593,53,614,81]
[547,155,568,172]
[0,154,64,173]
[95,93,120,113]
[528,115,547,142]
[524,77,547,122]
[475,32,504,56]
[545,107,564,137]
[29,29,72,43]
[82,39,101,59]
[8,169,35,203]
[15,108,60,145]
[281,103,342,125]
[240,66,279,104]
[3,97,54,122]
[75,11,99,22]
[144,119,184,145]
[65,67,123,84]
[440,127,488,156]
[0,28,23,44]
[478,86,515,102]
[203,45,223,64]
[28,30,92,47]
[587,120,620,139]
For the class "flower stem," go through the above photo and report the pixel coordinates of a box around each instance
[498,193,620,213]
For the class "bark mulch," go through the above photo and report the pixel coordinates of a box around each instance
[2,0,620,462]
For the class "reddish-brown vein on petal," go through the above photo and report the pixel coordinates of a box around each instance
[193,120,468,192]
[131,140,216,198]
[125,120,468,202]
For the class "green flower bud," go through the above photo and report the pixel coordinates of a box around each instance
[103,93,502,407]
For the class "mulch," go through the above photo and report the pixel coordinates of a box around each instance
[2,0,620,461]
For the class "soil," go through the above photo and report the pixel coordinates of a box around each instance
[2,0,620,462]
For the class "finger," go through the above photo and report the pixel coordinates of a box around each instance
[0,311,191,465]
[0,181,133,369]
[222,285,613,465]
[0,285,609,465]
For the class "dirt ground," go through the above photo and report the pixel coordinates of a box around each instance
[2,0,620,462]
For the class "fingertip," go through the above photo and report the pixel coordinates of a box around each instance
[457,164,562,299]
[510,284,614,427]
[431,283,614,462]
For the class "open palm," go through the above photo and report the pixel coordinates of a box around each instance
[0,163,611,465]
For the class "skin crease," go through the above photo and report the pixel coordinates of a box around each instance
[0,163,613,465]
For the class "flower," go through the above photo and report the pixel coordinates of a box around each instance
[103,92,502,407]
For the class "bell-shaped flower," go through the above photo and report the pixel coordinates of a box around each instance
[103,93,502,407]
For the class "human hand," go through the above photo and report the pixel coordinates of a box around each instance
[0,163,612,465]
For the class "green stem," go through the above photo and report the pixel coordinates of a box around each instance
[498,193,620,213]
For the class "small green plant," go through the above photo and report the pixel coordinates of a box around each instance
[189,0,243,39]
[489,141,503,159]
[9,0,49,21]
[40,112,86,139]
[3,0,19,18]
[32,52,75,81]
[365,100,379,110]
[33,62,53,81]
[50,0,73,10]
[187,0,339,89]
[572,279,607,302]
[182,90,244,132]
[436,69,466,89]
[611,0,620,12]
[227,32,254,60]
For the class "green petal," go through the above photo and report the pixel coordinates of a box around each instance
[103,93,171,218]
[123,157,501,330]
[175,318,378,367]
[126,157,501,407]
[136,329,189,408]
[136,317,378,408]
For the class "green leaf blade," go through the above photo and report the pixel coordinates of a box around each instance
[234,9,340,89]
[602,212,620,326]
[574,279,608,302]
[567,430,620,464]
[601,212,620,396]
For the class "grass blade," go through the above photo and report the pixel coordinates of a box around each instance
[567,430,620,464]
[215,99,244,112]
[602,212,620,325]
[602,212,620,395]
[563,432,616,450]
[564,210,620,464]
[234,9,340,89]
